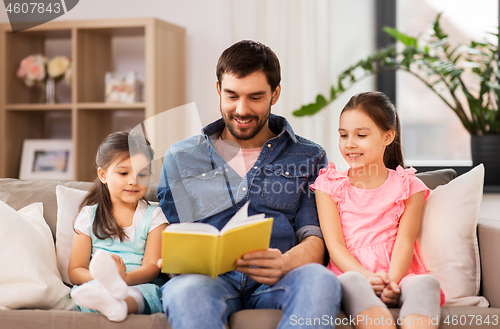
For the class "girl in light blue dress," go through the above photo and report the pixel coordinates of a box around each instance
[68,131,168,322]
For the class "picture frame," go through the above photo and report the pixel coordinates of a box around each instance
[105,71,140,103]
[20,139,74,180]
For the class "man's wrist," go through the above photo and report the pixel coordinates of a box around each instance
[281,252,292,276]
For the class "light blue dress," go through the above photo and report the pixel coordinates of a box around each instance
[77,203,163,314]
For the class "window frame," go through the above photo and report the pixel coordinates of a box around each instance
[375,0,500,185]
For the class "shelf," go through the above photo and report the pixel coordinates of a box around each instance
[0,18,186,181]
[4,103,146,111]
[77,102,146,110]
[5,104,72,111]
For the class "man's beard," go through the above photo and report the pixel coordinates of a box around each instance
[221,102,271,141]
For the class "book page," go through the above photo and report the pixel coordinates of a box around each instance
[220,202,267,234]
[216,217,273,275]
[165,222,220,235]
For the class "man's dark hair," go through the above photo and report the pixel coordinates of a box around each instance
[216,40,281,91]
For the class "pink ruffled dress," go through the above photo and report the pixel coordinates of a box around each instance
[311,162,445,305]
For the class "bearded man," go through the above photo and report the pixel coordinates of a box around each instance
[158,40,341,329]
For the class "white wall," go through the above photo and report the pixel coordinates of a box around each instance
[1,0,375,162]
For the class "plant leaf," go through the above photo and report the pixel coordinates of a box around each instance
[383,27,418,47]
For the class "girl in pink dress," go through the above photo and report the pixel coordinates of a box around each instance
[311,92,444,329]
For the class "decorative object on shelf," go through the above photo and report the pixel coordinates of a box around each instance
[293,13,500,186]
[20,139,74,181]
[105,71,140,103]
[16,54,71,104]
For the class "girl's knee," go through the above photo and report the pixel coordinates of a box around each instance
[338,271,366,284]
[338,271,371,291]
[402,275,440,293]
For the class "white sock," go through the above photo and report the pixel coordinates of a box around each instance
[127,287,145,314]
[71,282,127,322]
[89,249,128,300]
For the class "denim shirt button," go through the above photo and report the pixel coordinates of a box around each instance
[267,144,271,148]
[242,187,247,191]
[253,166,258,169]
[202,173,206,176]
[285,172,289,175]
[225,168,229,173]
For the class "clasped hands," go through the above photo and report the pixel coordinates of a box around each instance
[368,272,400,307]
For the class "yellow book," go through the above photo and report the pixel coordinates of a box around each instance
[161,202,273,278]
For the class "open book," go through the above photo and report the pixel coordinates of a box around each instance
[161,202,273,278]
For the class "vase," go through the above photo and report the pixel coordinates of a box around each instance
[43,78,57,104]
[471,135,500,186]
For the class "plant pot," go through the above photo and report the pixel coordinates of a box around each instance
[471,135,500,186]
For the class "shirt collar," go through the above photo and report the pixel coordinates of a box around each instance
[200,114,298,143]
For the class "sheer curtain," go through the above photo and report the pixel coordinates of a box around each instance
[228,0,376,167]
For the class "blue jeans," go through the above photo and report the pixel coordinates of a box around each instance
[162,264,342,329]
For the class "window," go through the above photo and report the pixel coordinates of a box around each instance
[396,0,498,166]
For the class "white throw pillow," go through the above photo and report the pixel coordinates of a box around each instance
[417,164,488,306]
[0,202,73,310]
[55,185,88,285]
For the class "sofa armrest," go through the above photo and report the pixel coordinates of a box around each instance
[478,217,500,308]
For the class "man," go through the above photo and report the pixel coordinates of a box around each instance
[158,40,341,329]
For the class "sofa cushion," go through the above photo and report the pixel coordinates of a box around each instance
[56,185,88,284]
[0,202,73,310]
[417,165,487,306]
[0,179,93,240]
[415,168,457,190]
[0,310,171,329]
[0,178,159,241]
[478,218,500,308]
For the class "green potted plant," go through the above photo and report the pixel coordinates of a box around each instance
[293,14,500,186]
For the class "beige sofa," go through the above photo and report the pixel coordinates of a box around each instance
[0,169,499,329]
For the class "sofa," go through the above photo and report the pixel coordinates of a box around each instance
[0,168,499,329]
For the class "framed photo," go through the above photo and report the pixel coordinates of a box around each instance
[105,71,140,103]
[20,139,74,181]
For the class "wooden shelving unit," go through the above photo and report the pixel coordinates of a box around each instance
[0,18,185,181]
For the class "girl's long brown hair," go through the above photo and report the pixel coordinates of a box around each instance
[341,91,404,170]
[80,130,154,241]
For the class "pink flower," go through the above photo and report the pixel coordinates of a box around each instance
[25,55,47,82]
[17,54,71,88]
[17,54,47,86]
[16,57,33,78]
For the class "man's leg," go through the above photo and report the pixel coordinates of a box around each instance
[247,263,342,329]
[162,273,243,329]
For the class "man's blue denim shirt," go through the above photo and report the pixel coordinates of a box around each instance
[157,114,328,253]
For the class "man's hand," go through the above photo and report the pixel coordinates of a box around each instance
[381,280,400,307]
[367,272,391,297]
[236,248,287,286]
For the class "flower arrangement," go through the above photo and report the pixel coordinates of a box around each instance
[16,54,71,87]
